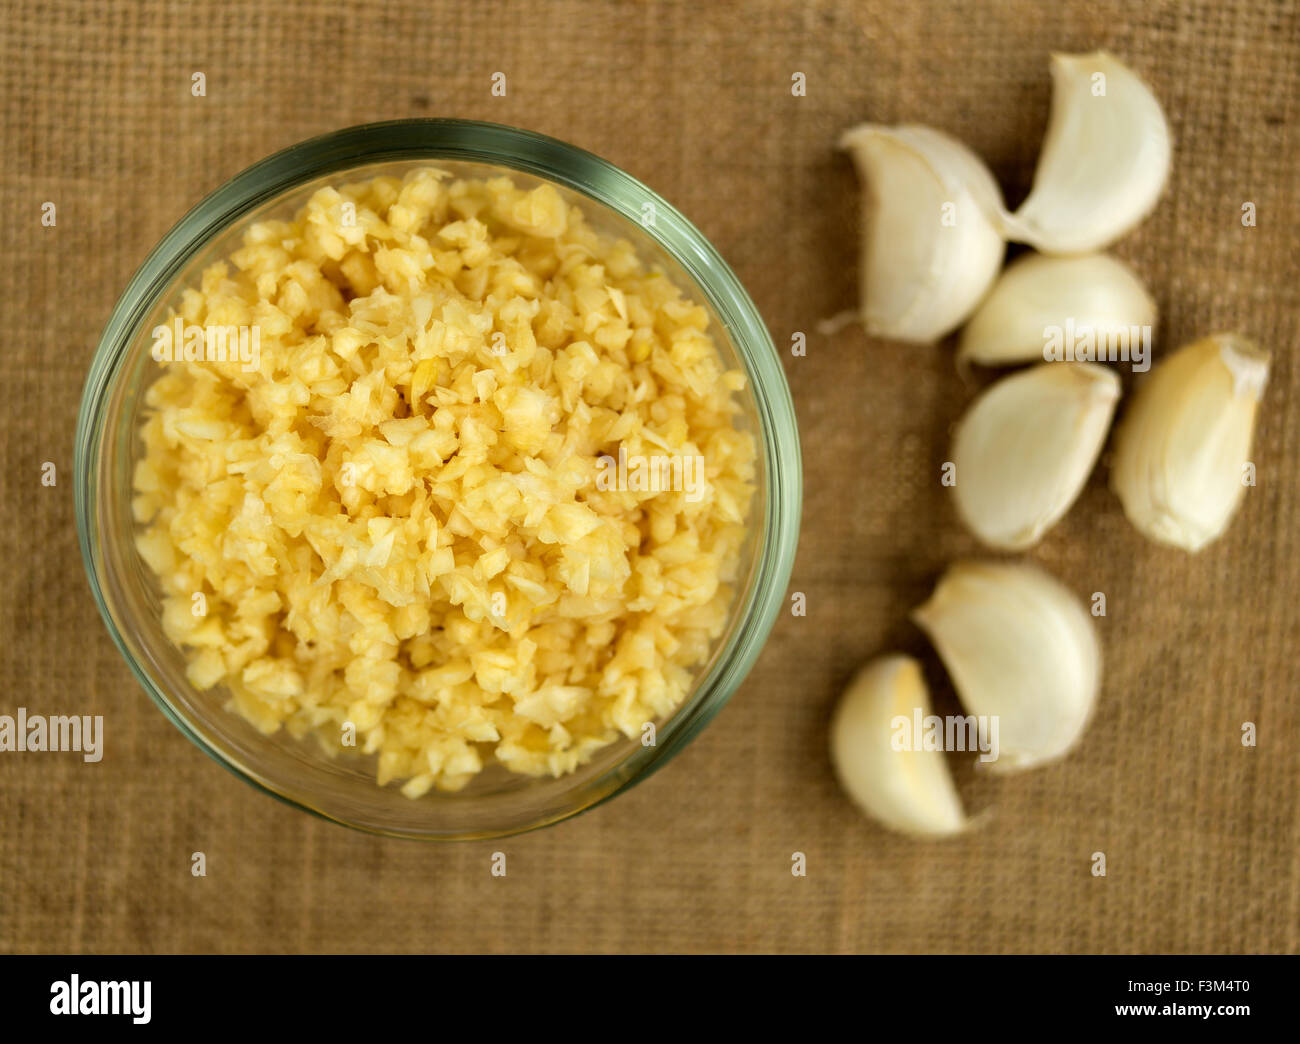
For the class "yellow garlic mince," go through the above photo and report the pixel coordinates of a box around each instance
[133,169,756,797]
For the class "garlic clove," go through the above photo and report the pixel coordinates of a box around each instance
[912,561,1100,773]
[1111,332,1270,552]
[958,252,1157,368]
[840,123,1006,343]
[829,654,968,838]
[999,51,1171,255]
[951,362,1120,550]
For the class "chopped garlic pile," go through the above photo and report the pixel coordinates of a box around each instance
[133,169,756,796]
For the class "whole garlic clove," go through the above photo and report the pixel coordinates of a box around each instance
[951,361,1121,550]
[829,654,968,838]
[958,252,1157,368]
[840,123,1007,343]
[999,51,1171,255]
[1111,332,1270,552]
[912,561,1100,773]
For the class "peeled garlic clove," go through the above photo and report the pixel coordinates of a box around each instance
[1111,333,1270,551]
[913,561,1100,773]
[829,654,967,838]
[958,252,1157,367]
[952,362,1120,549]
[999,51,1171,254]
[840,123,1006,343]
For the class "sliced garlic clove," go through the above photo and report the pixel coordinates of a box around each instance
[958,252,1157,367]
[951,361,1120,550]
[829,654,967,838]
[912,561,1100,773]
[999,51,1171,255]
[1111,332,1270,552]
[840,123,1006,343]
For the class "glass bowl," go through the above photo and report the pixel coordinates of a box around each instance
[75,119,801,840]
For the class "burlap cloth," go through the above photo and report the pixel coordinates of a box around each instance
[0,0,1295,954]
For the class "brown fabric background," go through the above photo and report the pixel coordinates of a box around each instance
[1,0,1296,954]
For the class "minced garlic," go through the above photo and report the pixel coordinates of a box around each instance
[133,168,756,796]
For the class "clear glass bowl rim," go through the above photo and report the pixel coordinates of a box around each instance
[74,118,802,839]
